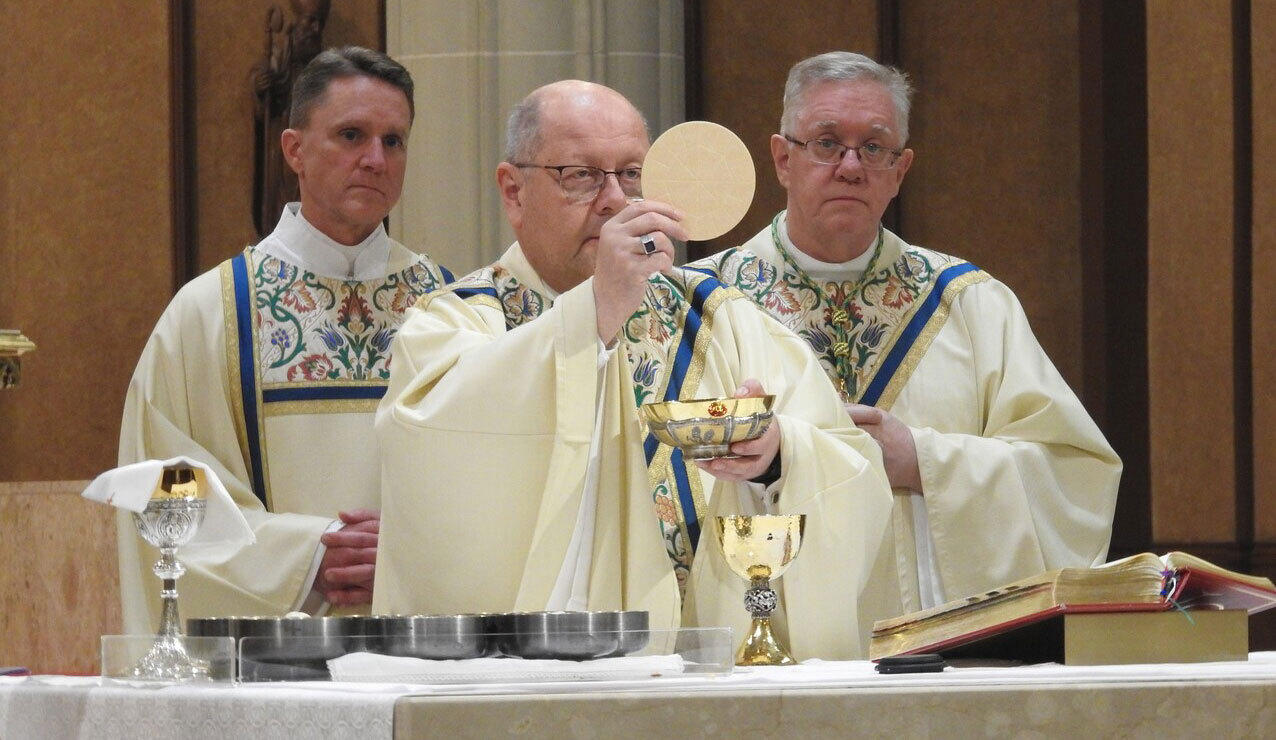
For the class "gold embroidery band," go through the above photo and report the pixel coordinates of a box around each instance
[861,263,989,411]
[262,398,382,417]
[220,259,251,476]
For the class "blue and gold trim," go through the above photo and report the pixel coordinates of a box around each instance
[226,250,272,509]
[641,272,734,554]
[689,228,992,411]
[861,262,986,410]
[260,382,387,417]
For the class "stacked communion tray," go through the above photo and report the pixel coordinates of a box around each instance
[187,611,650,681]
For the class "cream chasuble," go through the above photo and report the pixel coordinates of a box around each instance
[374,243,893,660]
[117,205,453,633]
[689,213,1121,641]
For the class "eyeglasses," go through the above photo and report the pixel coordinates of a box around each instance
[514,164,643,202]
[783,135,903,169]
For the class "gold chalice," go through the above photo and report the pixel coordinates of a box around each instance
[640,395,774,460]
[130,465,208,679]
[715,514,806,666]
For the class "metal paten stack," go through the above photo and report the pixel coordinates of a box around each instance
[188,610,650,681]
[0,330,35,389]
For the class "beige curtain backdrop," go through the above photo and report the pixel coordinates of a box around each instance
[387,0,685,275]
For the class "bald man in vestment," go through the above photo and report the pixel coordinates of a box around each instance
[374,80,893,660]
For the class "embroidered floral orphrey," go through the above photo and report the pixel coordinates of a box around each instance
[242,249,449,384]
[689,241,985,404]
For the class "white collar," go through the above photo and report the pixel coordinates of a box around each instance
[778,211,877,283]
[256,203,393,280]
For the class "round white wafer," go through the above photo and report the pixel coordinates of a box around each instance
[642,121,756,241]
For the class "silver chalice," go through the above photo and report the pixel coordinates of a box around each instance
[130,465,209,680]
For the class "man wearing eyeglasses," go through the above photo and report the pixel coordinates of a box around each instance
[691,52,1121,631]
[372,80,893,660]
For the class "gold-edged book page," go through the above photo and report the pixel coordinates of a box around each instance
[873,552,1168,634]
[869,553,1171,660]
[870,552,1276,661]
[870,585,1060,659]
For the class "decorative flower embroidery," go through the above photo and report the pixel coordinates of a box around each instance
[762,283,805,317]
[269,327,292,352]
[337,291,374,335]
[740,254,778,288]
[251,252,447,385]
[281,285,318,312]
[801,325,834,355]
[686,240,974,405]
[388,284,416,313]
[631,356,661,406]
[370,327,394,354]
[882,282,915,310]
[645,312,671,345]
[646,282,677,314]
[859,321,887,349]
[316,322,345,351]
[901,252,928,280]
[287,353,334,381]
[653,494,677,526]
[494,276,545,329]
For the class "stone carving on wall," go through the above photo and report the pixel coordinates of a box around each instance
[251,0,331,237]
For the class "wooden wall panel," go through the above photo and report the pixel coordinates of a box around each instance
[1146,2,1236,543]
[0,0,383,478]
[1253,1,1276,543]
[0,1,174,481]
[693,0,879,255]
[0,482,117,674]
[897,0,1084,391]
[192,0,384,275]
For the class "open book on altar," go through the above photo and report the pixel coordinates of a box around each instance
[870,552,1276,661]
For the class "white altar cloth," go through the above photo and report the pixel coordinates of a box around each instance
[0,676,402,740]
[381,649,1276,696]
[4,654,1276,739]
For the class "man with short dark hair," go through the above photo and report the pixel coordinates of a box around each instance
[691,52,1121,633]
[373,80,893,660]
[117,46,452,632]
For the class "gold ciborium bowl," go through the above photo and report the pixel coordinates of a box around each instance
[640,395,774,460]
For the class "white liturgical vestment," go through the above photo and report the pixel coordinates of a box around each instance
[117,204,452,633]
[374,243,894,660]
[690,213,1121,645]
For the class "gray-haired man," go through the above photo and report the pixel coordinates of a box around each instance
[690,51,1121,637]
